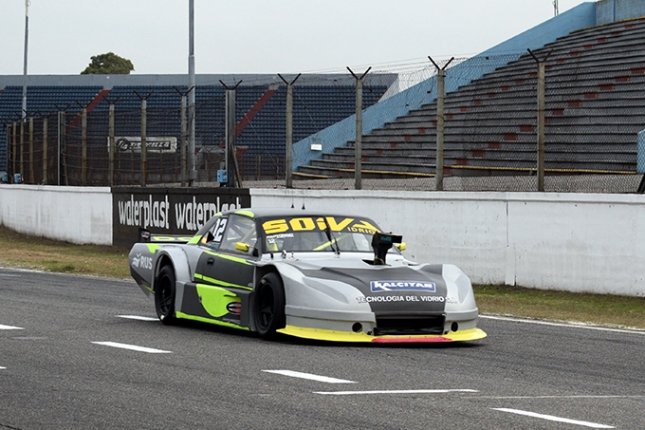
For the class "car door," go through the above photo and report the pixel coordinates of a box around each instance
[183,214,258,327]
[194,213,257,289]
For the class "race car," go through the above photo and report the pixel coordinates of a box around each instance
[128,208,486,343]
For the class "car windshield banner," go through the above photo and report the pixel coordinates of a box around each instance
[261,216,380,235]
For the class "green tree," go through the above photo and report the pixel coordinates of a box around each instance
[81,52,134,75]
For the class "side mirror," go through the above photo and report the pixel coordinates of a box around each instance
[235,242,251,253]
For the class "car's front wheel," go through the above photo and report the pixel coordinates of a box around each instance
[253,273,286,338]
[155,265,176,325]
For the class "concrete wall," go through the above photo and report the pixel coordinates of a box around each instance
[2,185,644,297]
[251,189,645,297]
[0,185,112,245]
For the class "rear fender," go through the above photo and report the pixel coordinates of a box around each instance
[152,246,192,312]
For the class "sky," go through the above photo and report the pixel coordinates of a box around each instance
[0,0,590,76]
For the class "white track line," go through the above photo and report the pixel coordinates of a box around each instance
[314,389,478,396]
[91,341,171,354]
[116,315,159,321]
[492,408,615,429]
[479,395,640,400]
[0,324,23,330]
[480,315,645,335]
[262,370,355,384]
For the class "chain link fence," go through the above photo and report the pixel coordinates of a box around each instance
[1,75,391,187]
[3,47,644,193]
[272,49,643,193]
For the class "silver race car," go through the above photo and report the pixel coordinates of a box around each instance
[129,208,486,344]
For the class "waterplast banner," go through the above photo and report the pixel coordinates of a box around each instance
[112,187,251,247]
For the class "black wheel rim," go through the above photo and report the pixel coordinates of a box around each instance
[257,284,275,330]
[158,275,172,316]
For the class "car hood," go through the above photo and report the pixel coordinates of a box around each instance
[280,255,449,314]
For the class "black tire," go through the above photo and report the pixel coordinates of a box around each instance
[254,273,286,338]
[155,265,176,325]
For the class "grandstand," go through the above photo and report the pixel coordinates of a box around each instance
[297,15,645,178]
[0,74,395,182]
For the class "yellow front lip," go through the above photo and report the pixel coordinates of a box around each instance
[277,325,487,344]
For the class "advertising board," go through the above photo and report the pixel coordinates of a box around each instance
[112,187,251,247]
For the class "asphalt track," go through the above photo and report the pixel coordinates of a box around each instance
[1,267,644,430]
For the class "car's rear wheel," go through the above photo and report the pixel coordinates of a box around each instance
[155,265,176,325]
[254,273,286,338]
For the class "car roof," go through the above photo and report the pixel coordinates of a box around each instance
[223,207,370,220]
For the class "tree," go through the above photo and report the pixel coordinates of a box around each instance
[81,52,134,75]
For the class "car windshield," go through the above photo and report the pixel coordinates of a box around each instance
[259,215,381,253]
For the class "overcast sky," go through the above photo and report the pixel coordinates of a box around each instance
[1,1,589,76]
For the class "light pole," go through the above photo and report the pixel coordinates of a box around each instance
[22,0,30,119]
[188,0,196,186]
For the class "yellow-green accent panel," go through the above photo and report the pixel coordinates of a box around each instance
[195,283,240,318]
[146,244,162,253]
[188,235,202,245]
[235,210,255,218]
[194,273,253,290]
[277,326,487,343]
[176,312,249,331]
[278,326,373,342]
[203,250,252,265]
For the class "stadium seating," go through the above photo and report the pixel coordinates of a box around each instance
[0,81,389,179]
[296,17,645,178]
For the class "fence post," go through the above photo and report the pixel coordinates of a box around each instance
[132,92,153,187]
[278,73,301,189]
[134,91,152,187]
[43,115,48,185]
[141,98,147,187]
[28,116,34,184]
[348,67,371,190]
[11,121,17,182]
[429,56,454,192]
[225,88,236,187]
[285,83,293,187]
[173,86,194,187]
[528,49,552,192]
[109,102,115,186]
[5,123,12,182]
[19,118,24,180]
[81,107,87,186]
[221,80,243,187]
[173,86,197,187]
[180,93,187,186]
[57,109,68,186]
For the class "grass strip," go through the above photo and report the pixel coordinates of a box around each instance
[0,225,131,279]
[475,284,645,330]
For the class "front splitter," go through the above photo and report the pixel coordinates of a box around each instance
[278,326,487,343]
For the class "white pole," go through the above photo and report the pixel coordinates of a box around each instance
[188,0,196,186]
[22,0,30,119]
